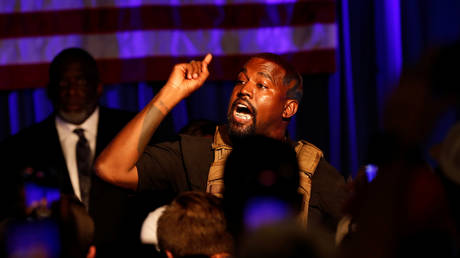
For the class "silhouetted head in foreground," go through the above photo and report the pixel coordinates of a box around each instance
[223,135,302,239]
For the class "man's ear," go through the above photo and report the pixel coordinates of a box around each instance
[282,99,298,119]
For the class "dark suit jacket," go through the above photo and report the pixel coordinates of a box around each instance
[1,107,175,256]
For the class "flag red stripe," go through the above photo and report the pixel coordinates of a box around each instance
[0,2,335,39]
[0,50,335,90]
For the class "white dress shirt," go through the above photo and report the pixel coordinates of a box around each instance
[55,108,99,200]
[140,205,167,251]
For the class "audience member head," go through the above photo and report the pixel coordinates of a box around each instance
[47,47,102,125]
[179,119,217,138]
[226,53,303,141]
[1,194,94,258]
[341,43,460,258]
[222,135,302,240]
[157,191,233,258]
[383,41,460,146]
[51,194,95,258]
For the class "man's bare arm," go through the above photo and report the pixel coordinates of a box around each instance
[94,54,213,190]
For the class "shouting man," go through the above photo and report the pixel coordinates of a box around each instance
[95,53,346,242]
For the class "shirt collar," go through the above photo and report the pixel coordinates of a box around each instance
[212,125,233,150]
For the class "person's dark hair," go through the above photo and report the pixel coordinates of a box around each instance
[252,53,303,102]
[223,135,301,238]
[179,119,217,137]
[47,48,99,103]
[50,194,94,258]
[157,191,233,257]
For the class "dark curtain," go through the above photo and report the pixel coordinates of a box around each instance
[2,0,460,178]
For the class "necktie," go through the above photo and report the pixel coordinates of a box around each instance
[74,128,92,209]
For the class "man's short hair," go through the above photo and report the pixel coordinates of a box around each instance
[47,47,99,102]
[157,191,233,257]
[252,53,303,102]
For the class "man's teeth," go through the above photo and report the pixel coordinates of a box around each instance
[233,102,253,121]
[235,110,252,120]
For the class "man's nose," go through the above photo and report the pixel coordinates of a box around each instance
[67,85,79,95]
[237,81,254,98]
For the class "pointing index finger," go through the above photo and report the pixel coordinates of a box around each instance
[202,53,212,65]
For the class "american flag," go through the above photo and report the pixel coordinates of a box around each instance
[0,0,336,90]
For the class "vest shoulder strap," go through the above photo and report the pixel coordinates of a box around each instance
[294,140,323,226]
[295,140,323,177]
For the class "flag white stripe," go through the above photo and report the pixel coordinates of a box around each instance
[0,25,336,65]
[0,0,304,14]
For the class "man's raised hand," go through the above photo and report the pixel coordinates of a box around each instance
[165,53,213,98]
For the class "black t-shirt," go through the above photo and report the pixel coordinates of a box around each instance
[136,134,347,241]
[137,134,213,194]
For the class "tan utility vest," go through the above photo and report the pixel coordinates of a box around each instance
[206,127,323,226]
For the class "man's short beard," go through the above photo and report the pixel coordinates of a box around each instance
[58,110,91,125]
[226,114,256,144]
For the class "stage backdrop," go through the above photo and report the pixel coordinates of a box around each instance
[0,0,340,169]
[0,0,336,90]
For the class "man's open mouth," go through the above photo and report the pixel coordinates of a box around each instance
[231,100,255,123]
